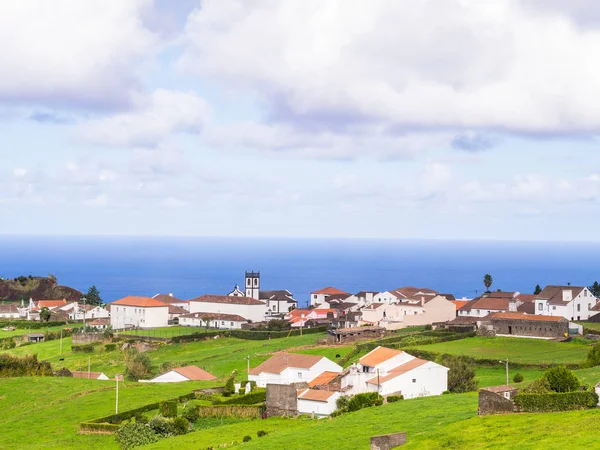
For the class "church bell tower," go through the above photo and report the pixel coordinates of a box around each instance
[245,271,260,300]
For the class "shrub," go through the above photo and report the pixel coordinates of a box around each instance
[148,415,171,436]
[243,436,252,442]
[521,377,551,394]
[514,391,598,412]
[105,344,117,352]
[424,324,433,331]
[347,393,383,412]
[436,355,478,393]
[386,395,403,403]
[513,373,524,383]
[170,417,189,435]
[159,401,177,418]
[223,374,236,397]
[134,413,148,425]
[125,351,153,381]
[335,395,349,411]
[543,366,581,393]
[115,422,160,450]
[218,389,266,405]
[238,388,246,395]
[585,341,600,368]
[182,403,199,422]
[257,430,267,437]
[72,344,94,353]
[0,354,52,377]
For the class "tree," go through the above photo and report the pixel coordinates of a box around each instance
[85,286,102,306]
[39,307,51,322]
[542,366,580,393]
[125,351,153,381]
[437,355,478,393]
[589,281,600,298]
[483,274,493,293]
[586,341,600,368]
[534,284,542,295]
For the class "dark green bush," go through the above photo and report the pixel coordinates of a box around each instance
[257,430,267,437]
[335,395,349,411]
[218,389,266,405]
[347,393,383,412]
[134,413,148,425]
[223,375,235,397]
[243,436,252,442]
[105,344,117,352]
[0,353,53,377]
[436,355,478,393]
[72,344,94,353]
[514,391,598,412]
[148,415,171,436]
[386,395,403,403]
[125,351,152,381]
[513,373,524,383]
[159,401,177,418]
[238,388,246,395]
[115,422,160,449]
[182,403,199,422]
[170,417,189,435]
[543,366,580,392]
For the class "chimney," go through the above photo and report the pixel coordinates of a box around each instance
[509,299,518,312]
[169,293,173,297]
[562,290,572,302]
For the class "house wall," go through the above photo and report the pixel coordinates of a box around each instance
[189,301,267,323]
[0,312,20,319]
[311,293,327,307]
[376,362,448,397]
[149,371,190,383]
[86,307,110,319]
[179,316,245,329]
[266,384,298,417]
[297,393,340,417]
[535,289,596,321]
[373,292,397,305]
[250,358,343,388]
[478,389,518,415]
[110,305,168,329]
[490,318,568,337]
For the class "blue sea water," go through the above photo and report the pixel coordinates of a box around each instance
[0,236,598,307]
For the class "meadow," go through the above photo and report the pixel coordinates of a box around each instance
[409,336,591,365]
[0,323,82,339]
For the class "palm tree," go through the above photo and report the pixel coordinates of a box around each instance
[483,274,493,293]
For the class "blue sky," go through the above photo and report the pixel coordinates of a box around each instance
[2,0,600,240]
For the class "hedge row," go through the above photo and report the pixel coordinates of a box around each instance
[214,389,266,406]
[0,320,69,329]
[514,391,598,412]
[0,353,53,377]
[170,326,328,344]
[72,344,95,353]
[197,405,262,419]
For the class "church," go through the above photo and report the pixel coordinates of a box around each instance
[228,271,297,317]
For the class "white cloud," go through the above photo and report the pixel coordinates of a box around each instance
[180,0,600,145]
[76,90,211,147]
[0,0,157,110]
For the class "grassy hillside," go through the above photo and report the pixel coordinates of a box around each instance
[409,336,591,365]
[0,324,82,339]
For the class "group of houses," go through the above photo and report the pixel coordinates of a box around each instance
[248,346,448,417]
[0,297,110,326]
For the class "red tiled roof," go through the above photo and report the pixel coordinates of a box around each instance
[111,296,168,308]
[310,287,349,295]
[173,365,217,381]
[297,388,337,402]
[452,300,469,311]
[490,312,566,322]
[152,293,185,303]
[36,299,67,309]
[249,352,325,375]
[71,371,105,379]
[308,371,340,388]
[458,297,510,312]
[189,294,265,306]
[359,346,403,367]
[367,358,429,385]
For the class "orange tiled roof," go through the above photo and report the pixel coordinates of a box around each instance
[310,287,349,295]
[308,371,340,388]
[111,296,168,308]
[173,365,217,381]
[249,352,324,375]
[297,388,337,402]
[71,371,105,379]
[367,358,429,385]
[452,300,468,310]
[359,346,403,367]
[36,299,67,309]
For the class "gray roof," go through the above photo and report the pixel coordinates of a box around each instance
[259,290,296,302]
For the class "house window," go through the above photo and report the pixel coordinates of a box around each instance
[477,310,481,315]
[412,379,416,383]
[577,304,581,312]
[313,295,317,299]
[221,321,225,325]
[362,366,370,373]
[298,372,303,379]
[230,322,234,326]
[585,290,588,297]
[552,306,556,310]
[537,303,543,311]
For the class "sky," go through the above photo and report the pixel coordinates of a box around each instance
[2,0,600,240]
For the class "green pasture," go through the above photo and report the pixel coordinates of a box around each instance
[0,324,83,339]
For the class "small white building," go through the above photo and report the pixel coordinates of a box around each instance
[260,290,297,316]
[179,312,248,329]
[535,285,598,321]
[189,294,268,323]
[110,296,169,329]
[297,389,341,417]
[248,352,343,388]
[145,365,216,383]
[0,304,21,319]
[310,287,349,307]
[342,346,448,398]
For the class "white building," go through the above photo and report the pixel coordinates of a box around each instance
[260,290,297,316]
[535,285,598,321]
[342,346,448,398]
[248,352,343,388]
[373,291,399,305]
[297,389,341,417]
[0,304,20,319]
[189,294,268,323]
[310,287,349,307]
[144,365,216,383]
[179,312,248,329]
[110,296,169,329]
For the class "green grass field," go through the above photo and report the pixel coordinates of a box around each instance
[577,321,600,332]
[409,336,592,365]
[117,326,212,339]
[0,324,83,339]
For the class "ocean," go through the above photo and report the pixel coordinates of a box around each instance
[0,236,598,307]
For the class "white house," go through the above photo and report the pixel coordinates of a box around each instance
[248,352,343,388]
[310,287,349,307]
[179,312,248,329]
[144,365,216,383]
[297,389,341,417]
[534,285,598,321]
[373,291,399,305]
[342,346,448,398]
[189,294,268,323]
[110,296,169,329]
[458,296,510,318]
[260,290,297,316]
[0,304,21,319]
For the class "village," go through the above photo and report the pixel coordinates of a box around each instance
[2,271,600,448]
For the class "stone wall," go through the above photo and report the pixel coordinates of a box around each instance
[71,333,104,345]
[370,432,406,450]
[266,384,298,417]
[490,318,568,338]
[327,327,385,344]
[478,389,519,415]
